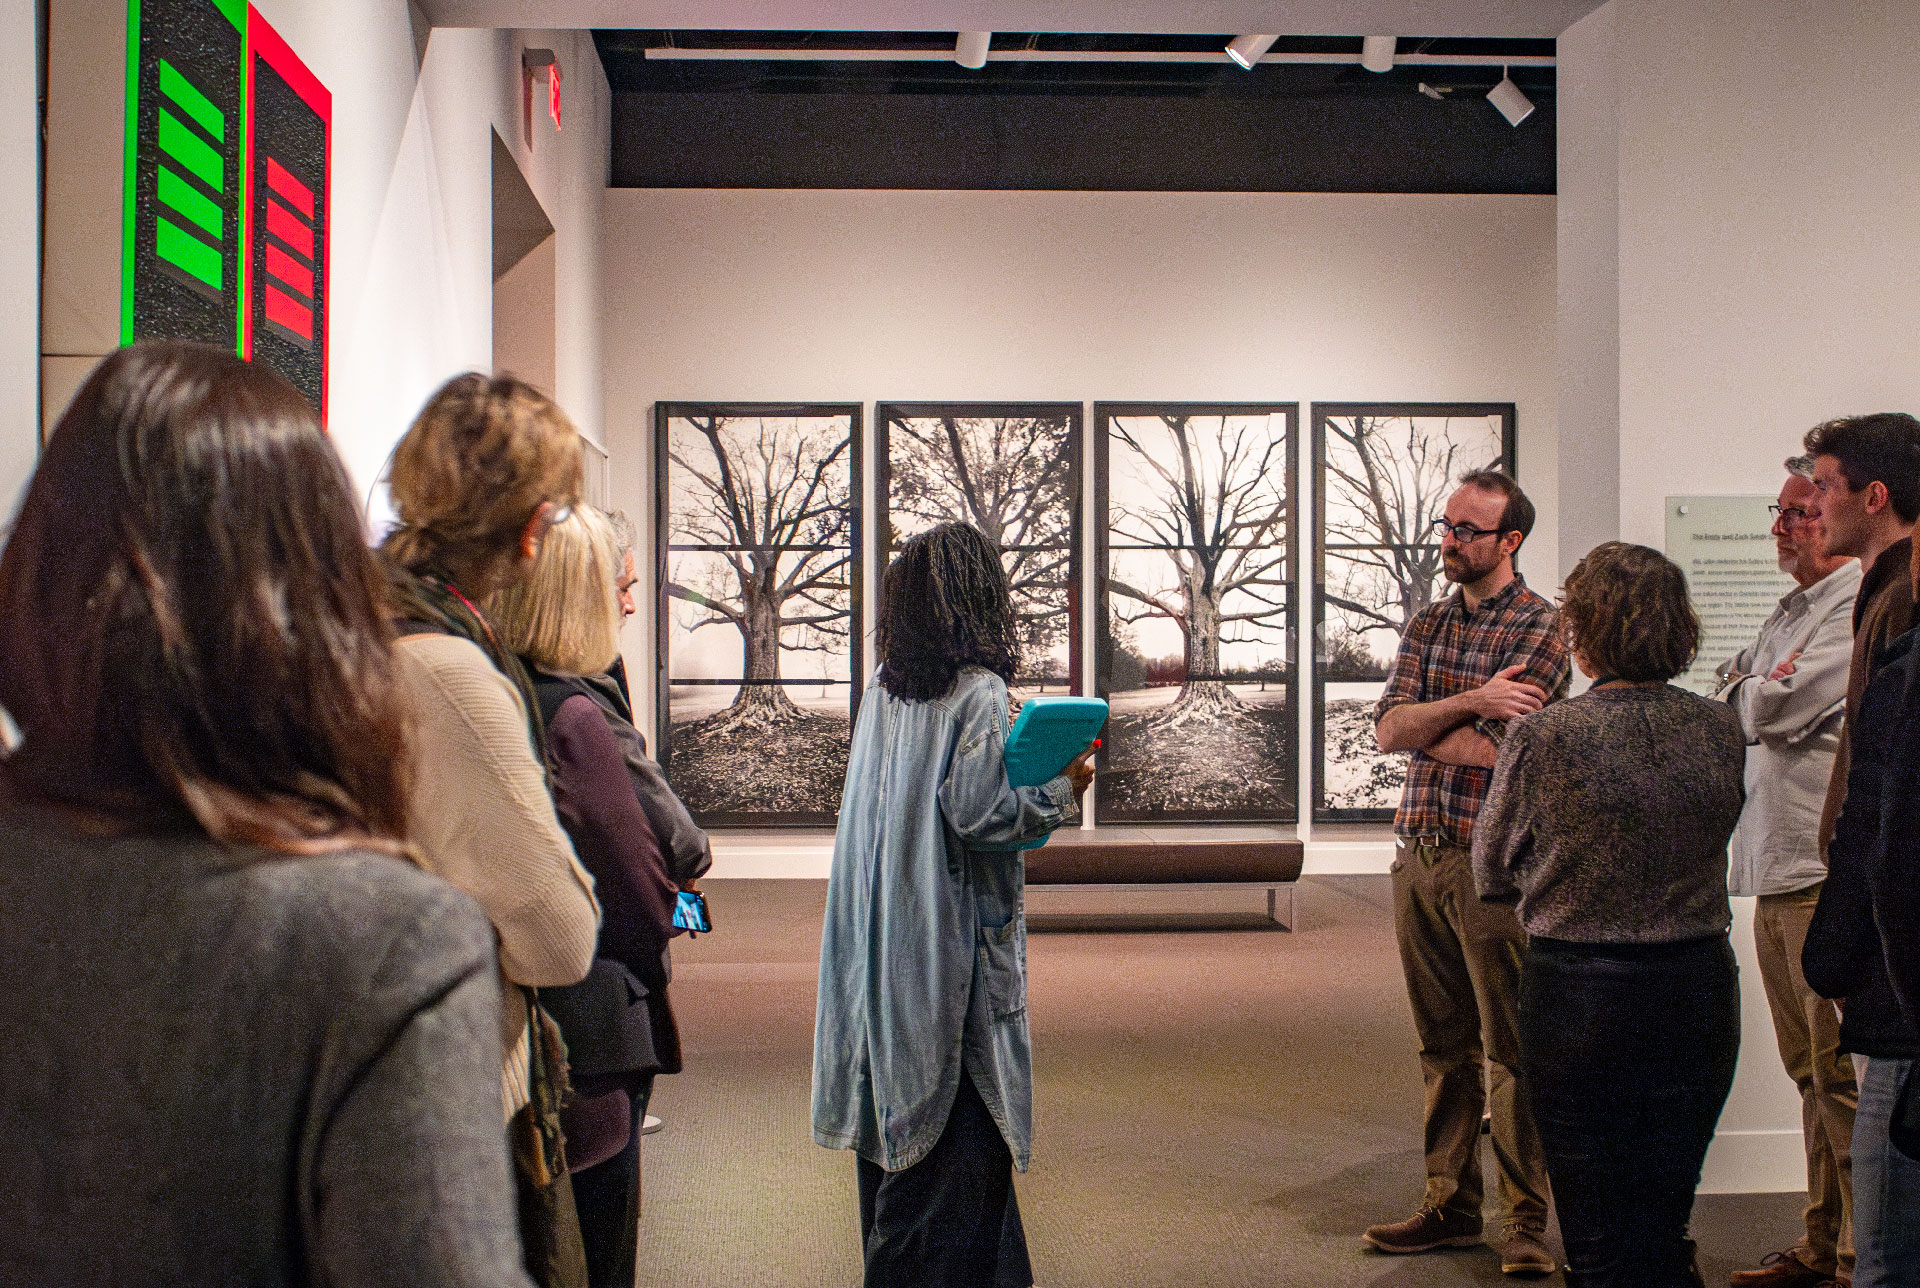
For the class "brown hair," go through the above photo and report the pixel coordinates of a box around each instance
[1802,413,1920,522]
[381,373,583,595]
[0,342,411,853]
[1457,467,1536,541]
[488,507,623,676]
[1559,541,1700,683]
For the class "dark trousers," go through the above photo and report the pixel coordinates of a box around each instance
[570,1075,654,1288]
[1521,935,1740,1288]
[856,1072,1033,1288]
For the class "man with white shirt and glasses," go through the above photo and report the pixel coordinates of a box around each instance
[1719,459,1861,1288]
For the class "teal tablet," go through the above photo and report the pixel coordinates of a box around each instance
[1002,696,1107,850]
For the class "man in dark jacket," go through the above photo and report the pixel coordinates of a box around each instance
[1804,621,1920,1288]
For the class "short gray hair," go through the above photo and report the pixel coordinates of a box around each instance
[601,507,637,557]
[1785,455,1816,479]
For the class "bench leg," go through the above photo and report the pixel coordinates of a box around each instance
[1267,884,1295,931]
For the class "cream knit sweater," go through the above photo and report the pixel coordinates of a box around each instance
[394,632,600,1118]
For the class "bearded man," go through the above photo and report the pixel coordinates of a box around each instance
[1362,469,1569,1278]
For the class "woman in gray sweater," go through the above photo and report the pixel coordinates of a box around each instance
[1473,541,1746,1288]
[0,344,533,1286]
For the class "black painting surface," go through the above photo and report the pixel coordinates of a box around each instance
[249,59,327,413]
[128,0,243,350]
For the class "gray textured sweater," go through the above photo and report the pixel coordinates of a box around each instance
[1472,685,1745,943]
[0,808,534,1287]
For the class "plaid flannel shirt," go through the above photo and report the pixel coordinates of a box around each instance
[1373,575,1570,847]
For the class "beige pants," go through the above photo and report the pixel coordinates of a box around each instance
[1755,884,1858,1278]
[1392,840,1551,1225]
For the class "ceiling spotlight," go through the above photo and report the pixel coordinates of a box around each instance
[955,31,991,69]
[1225,34,1279,69]
[1487,67,1535,125]
[1360,36,1396,72]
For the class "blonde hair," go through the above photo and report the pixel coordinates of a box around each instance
[382,373,583,594]
[488,506,623,676]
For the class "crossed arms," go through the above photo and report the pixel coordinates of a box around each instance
[1375,665,1553,767]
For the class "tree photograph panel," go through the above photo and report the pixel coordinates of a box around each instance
[878,405,1082,705]
[656,404,860,827]
[1095,405,1297,823]
[1314,405,1514,821]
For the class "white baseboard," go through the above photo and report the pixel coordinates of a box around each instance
[707,833,1402,879]
[1698,1128,1805,1194]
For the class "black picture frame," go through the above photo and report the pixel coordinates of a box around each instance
[1092,402,1300,824]
[875,402,1084,700]
[1311,402,1517,823]
[653,402,864,828]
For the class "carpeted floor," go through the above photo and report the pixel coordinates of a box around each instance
[638,877,1804,1287]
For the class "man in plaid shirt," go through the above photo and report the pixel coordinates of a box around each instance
[1362,469,1570,1276]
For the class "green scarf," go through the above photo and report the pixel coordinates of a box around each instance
[386,560,549,772]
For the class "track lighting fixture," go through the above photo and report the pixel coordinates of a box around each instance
[1225,34,1279,69]
[955,31,990,69]
[1487,66,1535,125]
[1360,36,1396,72]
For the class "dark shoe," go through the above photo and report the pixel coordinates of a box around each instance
[1729,1251,1835,1288]
[1362,1205,1483,1254]
[1492,1221,1554,1276]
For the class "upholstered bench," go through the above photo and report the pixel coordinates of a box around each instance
[1023,826,1305,928]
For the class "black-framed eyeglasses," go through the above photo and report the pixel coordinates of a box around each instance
[1768,505,1812,527]
[1430,518,1506,543]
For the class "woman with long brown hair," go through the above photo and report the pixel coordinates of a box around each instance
[0,342,531,1284]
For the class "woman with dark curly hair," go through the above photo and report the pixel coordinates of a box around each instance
[1473,541,1747,1288]
[812,521,1094,1288]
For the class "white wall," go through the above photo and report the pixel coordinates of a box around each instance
[237,7,610,506]
[37,2,609,519]
[1557,0,1920,1198]
[603,188,1559,875]
[0,0,37,531]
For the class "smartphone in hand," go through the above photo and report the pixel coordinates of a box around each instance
[672,889,712,937]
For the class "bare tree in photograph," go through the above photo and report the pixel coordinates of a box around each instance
[1321,413,1494,638]
[1316,407,1509,819]
[887,413,1075,672]
[1107,414,1289,729]
[667,413,853,735]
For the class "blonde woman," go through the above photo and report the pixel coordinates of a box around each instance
[382,374,601,1281]
[491,508,691,1288]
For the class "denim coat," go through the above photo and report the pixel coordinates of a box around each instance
[811,667,1076,1173]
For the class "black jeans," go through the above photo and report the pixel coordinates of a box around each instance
[856,1072,1033,1288]
[570,1074,654,1288]
[1520,935,1739,1288]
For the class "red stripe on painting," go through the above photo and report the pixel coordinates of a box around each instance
[265,197,314,260]
[264,282,312,341]
[247,8,331,122]
[265,242,313,298]
[265,157,313,217]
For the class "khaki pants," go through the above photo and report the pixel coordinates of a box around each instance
[1755,884,1858,1278]
[1392,839,1550,1225]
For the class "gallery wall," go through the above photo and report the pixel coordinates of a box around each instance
[0,0,38,529]
[1556,0,1920,1197]
[37,0,610,518]
[602,187,1558,874]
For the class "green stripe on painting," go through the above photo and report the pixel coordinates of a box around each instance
[156,216,222,290]
[121,0,141,343]
[157,166,222,239]
[158,109,223,193]
[157,60,224,143]
[210,0,244,30]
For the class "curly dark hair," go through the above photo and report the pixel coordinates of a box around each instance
[1560,541,1700,683]
[876,522,1021,701]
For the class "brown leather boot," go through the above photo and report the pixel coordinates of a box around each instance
[1361,1205,1483,1254]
